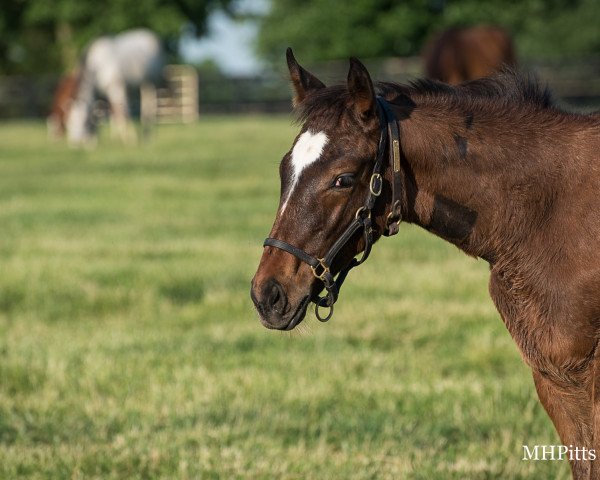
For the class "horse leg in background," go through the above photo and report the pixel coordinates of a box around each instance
[532,369,592,479]
[140,82,157,141]
[46,114,63,140]
[106,80,137,144]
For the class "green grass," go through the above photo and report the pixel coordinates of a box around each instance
[0,118,568,479]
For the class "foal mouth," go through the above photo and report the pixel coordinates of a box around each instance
[283,295,311,330]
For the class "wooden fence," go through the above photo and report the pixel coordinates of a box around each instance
[1,56,599,119]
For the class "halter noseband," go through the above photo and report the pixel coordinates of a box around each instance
[263,97,402,326]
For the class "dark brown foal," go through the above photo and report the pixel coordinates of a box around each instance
[251,50,600,479]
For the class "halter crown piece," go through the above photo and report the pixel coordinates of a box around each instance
[263,97,402,326]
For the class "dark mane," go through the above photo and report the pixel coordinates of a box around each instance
[296,70,559,124]
[383,69,555,110]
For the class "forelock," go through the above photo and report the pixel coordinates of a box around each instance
[294,84,352,128]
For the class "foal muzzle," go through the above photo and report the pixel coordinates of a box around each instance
[264,206,374,325]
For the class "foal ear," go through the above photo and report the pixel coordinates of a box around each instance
[347,57,377,121]
[287,47,325,106]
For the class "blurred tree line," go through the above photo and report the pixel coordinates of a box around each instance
[1,0,598,75]
[0,0,232,74]
[258,0,600,64]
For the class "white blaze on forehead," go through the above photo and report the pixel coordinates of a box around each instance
[280,130,328,214]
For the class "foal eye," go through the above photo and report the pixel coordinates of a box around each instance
[333,174,355,189]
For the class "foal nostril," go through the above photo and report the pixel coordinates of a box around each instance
[250,284,264,314]
[264,279,287,314]
[269,285,280,305]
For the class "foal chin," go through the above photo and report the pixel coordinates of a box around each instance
[251,249,316,330]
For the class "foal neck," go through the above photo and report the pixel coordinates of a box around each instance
[391,88,564,263]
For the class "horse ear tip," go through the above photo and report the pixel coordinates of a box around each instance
[286,48,295,62]
[349,57,367,72]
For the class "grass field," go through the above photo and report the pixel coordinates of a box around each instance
[0,118,569,479]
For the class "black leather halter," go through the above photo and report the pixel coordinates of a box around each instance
[263,97,402,325]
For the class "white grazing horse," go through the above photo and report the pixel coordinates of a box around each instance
[67,29,165,146]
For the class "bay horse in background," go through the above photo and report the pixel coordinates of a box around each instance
[251,49,600,479]
[424,25,516,84]
[63,28,165,146]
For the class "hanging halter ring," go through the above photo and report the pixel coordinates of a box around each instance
[315,297,334,322]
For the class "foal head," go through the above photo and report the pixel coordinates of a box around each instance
[251,49,390,330]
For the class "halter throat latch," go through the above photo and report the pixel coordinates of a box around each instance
[378,99,403,236]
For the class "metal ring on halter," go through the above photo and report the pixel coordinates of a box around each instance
[386,210,395,226]
[369,173,382,196]
[386,200,402,226]
[355,206,371,221]
[315,296,334,322]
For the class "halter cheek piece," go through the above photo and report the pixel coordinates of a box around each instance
[263,97,402,324]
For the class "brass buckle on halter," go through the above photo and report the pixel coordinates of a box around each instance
[369,173,382,196]
[310,259,330,281]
